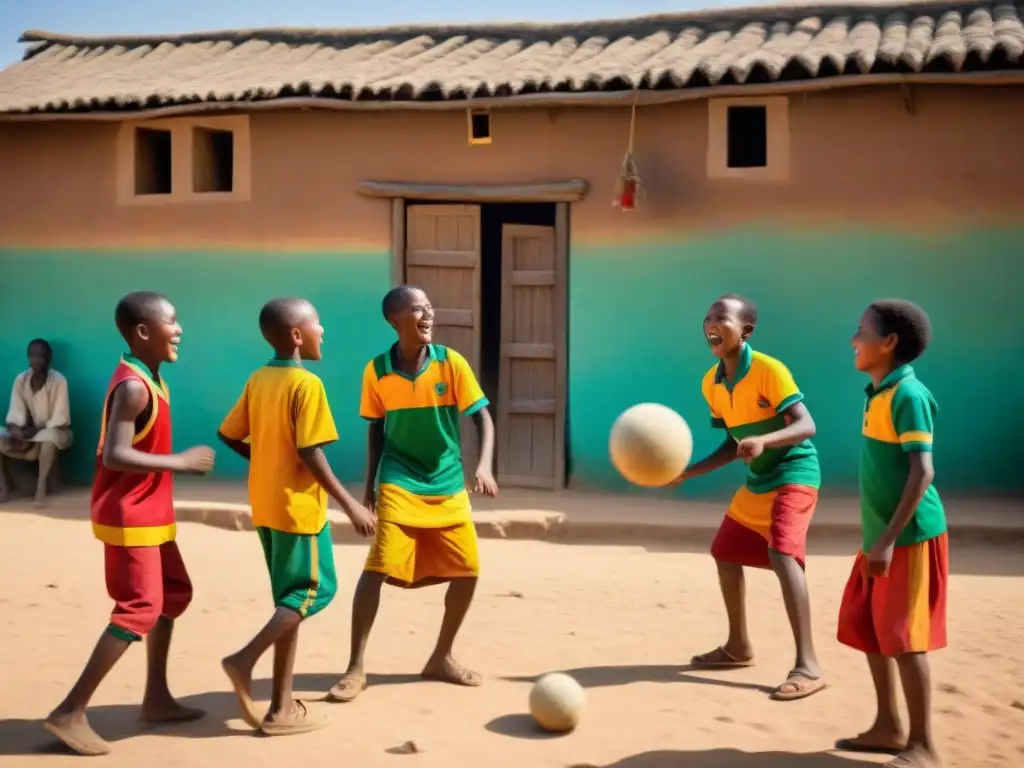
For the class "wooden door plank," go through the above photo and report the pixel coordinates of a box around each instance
[511,270,556,287]
[497,222,563,490]
[406,250,479,269]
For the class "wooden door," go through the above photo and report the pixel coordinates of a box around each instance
[497,223,566,489]
[404,204,482,484]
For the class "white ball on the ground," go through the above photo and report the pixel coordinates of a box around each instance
[609,402,693,487]
[529,672,586,732]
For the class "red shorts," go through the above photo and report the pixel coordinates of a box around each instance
[710,484,817,569]
[837,533,948,657]
[105,541,193,640]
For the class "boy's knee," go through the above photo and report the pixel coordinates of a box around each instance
[714,558,744,573]
[358,570,388,590]
[767,548,804,571]
[162,589,193,620]
[114,606,162,637]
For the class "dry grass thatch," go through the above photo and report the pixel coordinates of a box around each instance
[0,0,1021,114]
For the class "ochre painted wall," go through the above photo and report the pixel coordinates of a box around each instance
[1,85,1022,493]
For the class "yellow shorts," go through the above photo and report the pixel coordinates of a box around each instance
[364,520,480,587]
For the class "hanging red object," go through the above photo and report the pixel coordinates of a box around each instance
[617,177,637,210]
[613,153,644,211]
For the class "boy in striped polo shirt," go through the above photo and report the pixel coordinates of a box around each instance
[328,285,497,703]
[836,299,945,768]
[676,294,825,701]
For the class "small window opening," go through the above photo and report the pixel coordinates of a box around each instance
[468,110,492,145]
[726,105,767,168]
[134,127,172,195]
[192,127,234,193]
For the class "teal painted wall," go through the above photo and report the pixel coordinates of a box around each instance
[0,249,392,485]
[569,228,1024,498]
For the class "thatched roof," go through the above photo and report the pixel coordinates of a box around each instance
[0,1,1021,116]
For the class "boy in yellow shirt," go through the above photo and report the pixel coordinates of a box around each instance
[328,285,497,703]
[218,297,374,736]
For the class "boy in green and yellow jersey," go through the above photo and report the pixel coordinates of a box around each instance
[328,285,498,703]
[836,299,946,768]
[218,297,374,737]
[676,294,825,701]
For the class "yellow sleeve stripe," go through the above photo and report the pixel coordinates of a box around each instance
[899,431,933,444]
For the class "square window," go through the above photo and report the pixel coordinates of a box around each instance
[134,127,172,195]
[707,97,789,181]
[726,106,767,169]
[192,127,234,193]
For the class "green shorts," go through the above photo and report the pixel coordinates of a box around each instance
[257,523,337,619]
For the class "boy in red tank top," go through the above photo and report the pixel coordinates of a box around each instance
[44,292,216,756]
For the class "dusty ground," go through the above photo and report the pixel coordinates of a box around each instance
[1,514,1022,767]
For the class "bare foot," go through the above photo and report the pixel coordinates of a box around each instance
[690,645,755,669]
[140,696,206,724]
[261,700,329,736]
[32,495,49,509]
[835,725,908,755]
[221,655,262,730]
[326,669,367,702]
[44,709,111,756]
[421,655,482,687]
[886,744,941,767]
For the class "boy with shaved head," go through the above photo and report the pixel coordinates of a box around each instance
[219,297,374,736]
[45,291,215,756]
[329,284,497,703]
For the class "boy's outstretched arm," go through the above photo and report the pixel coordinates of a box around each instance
[471,407,497,496]
[104,380,214,474]
[866,451,935,576]
[298,444,376,537]
[363,420,384,508]
[674,436,737,484]
[217,431,251,461]
[736,402,816,461]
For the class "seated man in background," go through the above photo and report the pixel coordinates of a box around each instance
[0,339,73,505]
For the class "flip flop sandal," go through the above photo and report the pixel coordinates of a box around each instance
[422,665,483,686]
[327,674,368,702]
[260,701,329,737]
[690,646,756,669]
[771,675,826,701]
[834,737,906,755]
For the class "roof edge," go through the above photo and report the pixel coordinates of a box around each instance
[16,0,996,47]
[1,69,1020,121]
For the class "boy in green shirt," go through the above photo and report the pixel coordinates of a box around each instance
[836,299,946,768]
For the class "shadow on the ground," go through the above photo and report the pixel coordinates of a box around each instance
[599,749,878,766]
[0,691,247,756]
[0,671,424,756]
[485,712,568,740]
[501,664,774,694]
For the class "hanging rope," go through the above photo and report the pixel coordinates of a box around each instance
[614,87,644,210]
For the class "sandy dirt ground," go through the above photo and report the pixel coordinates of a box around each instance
[1,514,1022,767]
